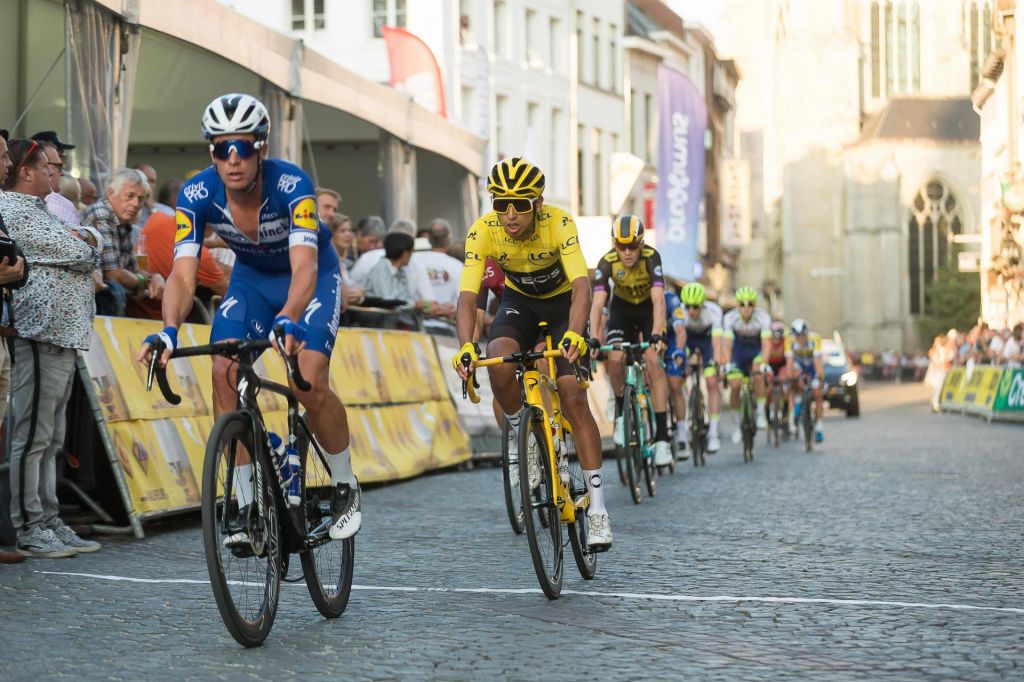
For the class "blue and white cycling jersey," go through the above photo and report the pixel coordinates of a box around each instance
[174,159,342,357]
[174,159,333,273]
[664,290,684,377]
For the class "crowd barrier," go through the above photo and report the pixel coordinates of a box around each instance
[939,365,1024,422]
[78,318,472,536]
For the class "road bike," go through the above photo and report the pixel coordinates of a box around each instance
[795,373,816,452]
[684,348,710,468]
[766,368,788,448]
[600,341,656,504]
[146,333,354,647]
[461,323,597,599]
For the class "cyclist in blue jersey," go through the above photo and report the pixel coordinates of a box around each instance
[663,289,688,459]
[137,94,360,550]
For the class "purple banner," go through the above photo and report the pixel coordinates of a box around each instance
[655,64,707,281]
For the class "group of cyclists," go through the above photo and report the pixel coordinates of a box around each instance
[136,92,828,561]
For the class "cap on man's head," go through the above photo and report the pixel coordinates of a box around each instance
[31,130,75,150]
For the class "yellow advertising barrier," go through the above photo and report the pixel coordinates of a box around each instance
[79,317,470,528]
[939,366,1004,415]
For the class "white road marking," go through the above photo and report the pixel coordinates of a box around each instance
[36,571,1024,615]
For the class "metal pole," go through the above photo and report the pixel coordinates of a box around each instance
[569,0,579,216]
[74,355,144,538]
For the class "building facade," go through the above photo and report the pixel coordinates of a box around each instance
[711,0,989,351]
[974,0,1024,329]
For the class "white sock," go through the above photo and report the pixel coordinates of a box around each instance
[584,469,606,514]
[328,448,357,486]
[709,416,719,435]
[234,464,253,508]
[675,420,687,438]
[505,411,521,438]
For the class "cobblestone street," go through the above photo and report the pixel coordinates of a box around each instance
[2,382,1023,680]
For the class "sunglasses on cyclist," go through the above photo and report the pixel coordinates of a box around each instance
[615,242,642,251]
[686,304,702,310]
[738,301,754,307]
[492,197,536,214]
[210,139,264,161]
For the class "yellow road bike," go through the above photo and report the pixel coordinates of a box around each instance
[462,323,597,599]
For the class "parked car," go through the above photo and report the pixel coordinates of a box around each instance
[821,339,860,417]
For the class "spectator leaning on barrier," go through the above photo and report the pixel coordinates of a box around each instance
[153,178,182,217]
[0,130,31,564]
[412,218,463,310]
[351,218,434,300]
[316,187,341,224]
[78,177,97,208]
[364,232,428,329]
[354,214,385,257]
[1003,324,1022,367]
[39,143,79,226]
[133,163,159,226]
[80,168,164,316]
[0,138,102,558]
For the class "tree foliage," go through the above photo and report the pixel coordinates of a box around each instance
[917,260,980,342]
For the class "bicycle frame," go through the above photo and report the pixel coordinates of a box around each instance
[468,338,587,526]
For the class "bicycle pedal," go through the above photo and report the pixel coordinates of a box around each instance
[588,542,612,553]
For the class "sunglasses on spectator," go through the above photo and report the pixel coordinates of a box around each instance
[615,242,642,251]
[492,197,536,214]
[210,139,264,160]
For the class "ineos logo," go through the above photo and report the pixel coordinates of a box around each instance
[182,182,208,203]
[277,174,301,194]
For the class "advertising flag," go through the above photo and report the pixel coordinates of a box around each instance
[382,26,447,117]
[655,64,706,281]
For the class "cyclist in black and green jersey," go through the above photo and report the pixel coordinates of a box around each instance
[588,215,672,467]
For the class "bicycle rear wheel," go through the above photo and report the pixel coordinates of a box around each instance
[202,412,282,648]
[295,427,355,619]
[689,381,707,467]
[802,388,814,452]
[564,434,596,580]
[741,389,755,463]
[501,417,525,535]
[621,387,643,504]
[519,408,563,599]
[639,397,656,497]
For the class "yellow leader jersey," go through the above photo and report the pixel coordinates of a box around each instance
[459,205,589,299]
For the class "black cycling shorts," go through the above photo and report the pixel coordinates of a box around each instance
[489,288,590,379]
[605,298,654,346]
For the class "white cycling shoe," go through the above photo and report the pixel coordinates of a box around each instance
[586,511,613,550]
[756,412,768,430]
[653,441,672,466]
[612,416,624,447]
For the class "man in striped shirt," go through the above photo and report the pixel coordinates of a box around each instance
[364,232,429,329]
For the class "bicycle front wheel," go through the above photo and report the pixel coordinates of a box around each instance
[202,412,282,648]
[501,417,525,535]
[689,382,707,467]
[564,433,596,580]
[519,408,563,599]
[639,398,656,497]
[295,427,355,619]
[741,389,755,463]
[803,390,814,452]
[621,387,643,504]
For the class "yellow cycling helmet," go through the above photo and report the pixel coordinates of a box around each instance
[681,282,706,306]
[736,286,758,304]
[487,157,545,199]
[612,214,645,246]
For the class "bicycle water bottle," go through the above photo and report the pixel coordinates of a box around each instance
[282,445,301,507]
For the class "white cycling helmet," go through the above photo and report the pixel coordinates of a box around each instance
[791,318,809,335]
[201,93,271,141]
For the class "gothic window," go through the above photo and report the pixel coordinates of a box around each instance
[907,180,964,315]
[969,1,995,91]
[870,1,920,99]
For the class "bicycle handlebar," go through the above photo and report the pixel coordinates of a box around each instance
[460,348,589,403]
[145,325,312,404]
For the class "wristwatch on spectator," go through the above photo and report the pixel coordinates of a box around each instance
[134,272,149,292]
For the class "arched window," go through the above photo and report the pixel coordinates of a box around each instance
[870,1,920,99]
[907,180,964,315]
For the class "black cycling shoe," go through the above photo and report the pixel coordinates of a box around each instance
[223,506,256,558]
[329,480,362,540]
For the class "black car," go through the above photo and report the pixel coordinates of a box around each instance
[822,340,860,417]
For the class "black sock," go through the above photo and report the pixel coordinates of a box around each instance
[655,411,668,442]
[615,395,624,414]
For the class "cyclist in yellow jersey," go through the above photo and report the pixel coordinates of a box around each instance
[784,318,825,442]
[452,158,611,549]
[588,215,672,467]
